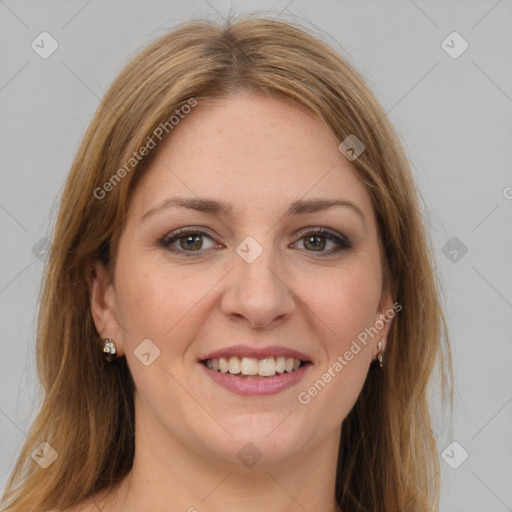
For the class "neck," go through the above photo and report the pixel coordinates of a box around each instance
[98,403,342,512]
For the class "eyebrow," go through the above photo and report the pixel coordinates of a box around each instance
[140,196,366,225]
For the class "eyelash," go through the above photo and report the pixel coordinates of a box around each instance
[159,226,352,258]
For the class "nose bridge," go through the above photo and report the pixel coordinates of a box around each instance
[221,236,295,327]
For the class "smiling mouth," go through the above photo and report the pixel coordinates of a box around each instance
[201,356,309,378]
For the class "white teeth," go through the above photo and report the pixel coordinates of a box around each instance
[275,356,286,373]
[240,357,259,375]
[228,356,240,374]
[219,357,229,373]
[205,356,304,376]
[258,358,276,377]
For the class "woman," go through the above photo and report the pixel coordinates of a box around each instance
[1,16,452,512]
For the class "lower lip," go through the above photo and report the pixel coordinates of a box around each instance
[199,362,311,396]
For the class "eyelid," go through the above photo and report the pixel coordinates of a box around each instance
[159,226,220,249]
[293,226,351,247]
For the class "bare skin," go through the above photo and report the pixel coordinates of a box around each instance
[79,93,393,512]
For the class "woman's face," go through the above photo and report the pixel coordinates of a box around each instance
[91,93,393,468]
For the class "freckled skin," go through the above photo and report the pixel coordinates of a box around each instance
[90,93,393,511]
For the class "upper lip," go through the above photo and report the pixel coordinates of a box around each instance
[200,345,312,362]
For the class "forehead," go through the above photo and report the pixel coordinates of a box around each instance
[128,93,374,222]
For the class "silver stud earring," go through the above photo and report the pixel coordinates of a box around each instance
[103,338,117,362]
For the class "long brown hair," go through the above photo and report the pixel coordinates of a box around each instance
[1,16,452,512]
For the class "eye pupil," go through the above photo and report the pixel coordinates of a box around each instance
[180,235,202,251]
[304,235,326,251]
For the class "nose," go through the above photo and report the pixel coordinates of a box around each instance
[220,245,296,329]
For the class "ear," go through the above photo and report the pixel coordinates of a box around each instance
[374,284,397,357]
[86,261,125,356]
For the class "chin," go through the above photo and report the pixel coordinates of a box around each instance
[209,413,309,464]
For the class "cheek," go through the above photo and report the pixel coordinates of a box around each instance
[113,249,216,349]
[298,272,379,414]
[294,281,378,431]
[301,261,382,343]
[117,273,168,334]
[113,248,178,342]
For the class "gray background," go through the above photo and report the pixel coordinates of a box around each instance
[1,1,511,510]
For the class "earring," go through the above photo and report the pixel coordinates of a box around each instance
[377,332,384,368]
[103,338,117,362]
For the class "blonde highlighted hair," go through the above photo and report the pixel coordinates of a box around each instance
[1,16,452,512]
